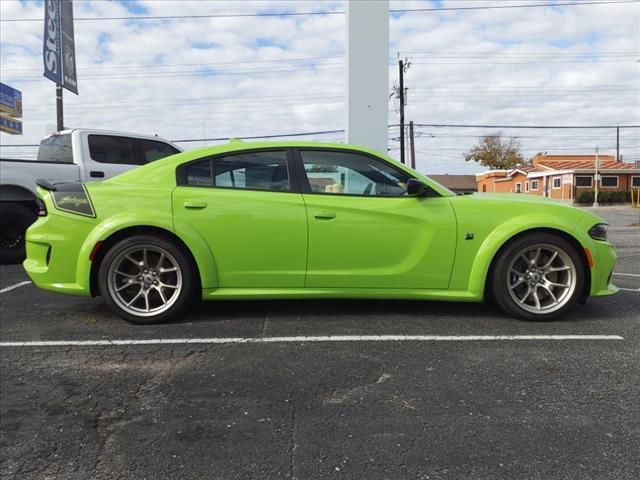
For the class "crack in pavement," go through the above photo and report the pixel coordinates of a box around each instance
[91,350,205,478]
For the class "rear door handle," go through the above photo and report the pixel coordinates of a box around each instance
[313,210,336,220]
[183,201,207,210]
[90,170,105,178]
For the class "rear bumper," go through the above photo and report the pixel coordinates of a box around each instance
[23,214,93,297]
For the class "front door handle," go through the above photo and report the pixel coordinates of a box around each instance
[90,170,105,178]
[183,201,207,210]
[313,210,336,220]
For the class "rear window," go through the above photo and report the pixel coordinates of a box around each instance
[37,134,73,163]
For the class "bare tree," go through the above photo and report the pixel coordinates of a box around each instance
[464,132,524,170]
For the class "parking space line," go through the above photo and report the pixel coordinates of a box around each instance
[613,273,640,277]
[0,281,32,294]
[618,287,640,292]
[0,335,624,348]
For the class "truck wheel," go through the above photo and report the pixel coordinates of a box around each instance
[0,203,36,264]
[97,234,196,324]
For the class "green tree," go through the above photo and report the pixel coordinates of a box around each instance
[464,132,524,170]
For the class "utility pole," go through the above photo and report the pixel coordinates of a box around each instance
[409,120,416,169]
[399,59,405,164]
[616,124,620,162]
[593,146,600,207]
[56,85,64,131]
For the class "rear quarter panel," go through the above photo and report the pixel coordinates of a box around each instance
[83,182,218,290]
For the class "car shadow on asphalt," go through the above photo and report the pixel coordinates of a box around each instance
[173,297,586,326]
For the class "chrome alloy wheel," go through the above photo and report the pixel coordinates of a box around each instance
[107,244,183,317]
[506,243,577,314]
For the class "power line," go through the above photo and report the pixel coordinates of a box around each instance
[4,54,636,74]
[410,123,640,129]
[4,123,639,149]
[411,59,636,64]
[1,65,344,82]
[1,1,635,22]
[404,51,637,56]
[0,56,344,73]
[170,130,345,143]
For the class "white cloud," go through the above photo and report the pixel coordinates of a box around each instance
[1,0,638,172]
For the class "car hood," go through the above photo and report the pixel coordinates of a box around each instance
[459,192,563,205]
[448,192,606,230]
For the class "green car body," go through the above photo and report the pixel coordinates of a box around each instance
[24,141,617,323]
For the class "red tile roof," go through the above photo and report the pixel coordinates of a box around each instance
[532,154,615,164]
[429,174,477,191]
[536,159,636,170]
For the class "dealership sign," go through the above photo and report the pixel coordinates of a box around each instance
[0,114,23,135]
[43,0,78,94]
[0,82,22,118]
[0,83,22,135]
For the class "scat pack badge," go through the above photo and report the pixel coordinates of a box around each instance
[51,188,95,217]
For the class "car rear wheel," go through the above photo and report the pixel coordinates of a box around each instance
[491,233,584,321]
[98,235,196,324]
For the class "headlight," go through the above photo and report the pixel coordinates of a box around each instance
[588,223,608,241]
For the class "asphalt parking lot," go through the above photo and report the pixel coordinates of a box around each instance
[1,207,639,479]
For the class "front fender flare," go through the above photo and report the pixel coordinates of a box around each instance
[466,214,589,295]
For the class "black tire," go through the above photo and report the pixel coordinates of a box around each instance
[490,232,585,321]
[0,203,37,265]
[97,234,197,324]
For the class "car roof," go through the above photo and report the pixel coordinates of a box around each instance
[101,140,455,197]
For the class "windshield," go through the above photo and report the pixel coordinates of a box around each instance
[37,134,73,163]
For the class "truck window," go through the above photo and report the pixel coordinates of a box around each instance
[37,134,73,163]
[137,139,180,163]
[88,135,140,165]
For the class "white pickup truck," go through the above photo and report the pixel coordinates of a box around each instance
[0,128,182,263]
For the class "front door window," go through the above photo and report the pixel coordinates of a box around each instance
[299,150,411,196]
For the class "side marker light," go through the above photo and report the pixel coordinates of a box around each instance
[584,248,594,269]
[89,241,103,262]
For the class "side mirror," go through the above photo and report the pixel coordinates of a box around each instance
[406,178,427,196]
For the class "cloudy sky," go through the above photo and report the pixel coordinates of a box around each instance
[1,0,638,173]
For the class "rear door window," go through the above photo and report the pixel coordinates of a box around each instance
[88,135,139,165]
[185,160,212,186]
[212,151,290,191]
[181,151,291,192]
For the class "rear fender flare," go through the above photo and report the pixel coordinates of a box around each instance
[77,213,218,292]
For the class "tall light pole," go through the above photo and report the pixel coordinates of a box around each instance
[593,146,600,207]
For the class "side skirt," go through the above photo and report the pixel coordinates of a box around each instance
[202,288,483,302]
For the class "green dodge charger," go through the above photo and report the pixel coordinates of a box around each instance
[24,141,618,324]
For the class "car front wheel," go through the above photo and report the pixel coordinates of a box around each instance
[491,233,585,321]
[98,235,196,324]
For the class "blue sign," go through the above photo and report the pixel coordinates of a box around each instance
[43,0,78,94]
[0,83,22,118]
[0,114,23,135]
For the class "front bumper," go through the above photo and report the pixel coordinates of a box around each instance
[23,213,94,297]
[589,239,618,297]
